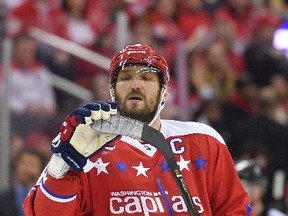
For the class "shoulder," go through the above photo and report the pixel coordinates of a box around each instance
[160,119,225,145]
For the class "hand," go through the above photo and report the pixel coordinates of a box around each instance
[49,101,119,175]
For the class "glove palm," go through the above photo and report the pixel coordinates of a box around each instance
[48,101,119,178]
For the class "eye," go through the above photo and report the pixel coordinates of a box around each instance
[141,74,159,82]
[118,75,131,82]
[142,76,152,81]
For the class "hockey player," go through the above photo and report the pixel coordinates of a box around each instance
[23,44,253,215]
[235,160,286,216]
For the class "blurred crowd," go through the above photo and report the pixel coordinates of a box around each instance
[0,0,288,215]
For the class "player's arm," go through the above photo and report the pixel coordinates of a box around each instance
[23,169,82,216]
[210,143,254,216]
[23,101,119,216]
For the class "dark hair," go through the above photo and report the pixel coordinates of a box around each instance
[61,0,87,19]
[12,148,46,172]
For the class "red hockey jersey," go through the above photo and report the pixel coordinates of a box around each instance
[23,120,254,215]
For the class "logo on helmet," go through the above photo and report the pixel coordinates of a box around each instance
[109,44,170,88]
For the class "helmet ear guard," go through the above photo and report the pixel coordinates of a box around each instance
[235,160,268,188]
[109,44,170,88]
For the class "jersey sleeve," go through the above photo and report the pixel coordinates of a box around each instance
[23,169,89,216]
[210,143,254,215]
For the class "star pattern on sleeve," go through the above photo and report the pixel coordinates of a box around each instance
[192,155,208,171]
[158,160,170,173]
[245,203,253,215]
[114,160,128,173]
[177,155,190,171]
[94,158,110,175]
[132,162,150,177]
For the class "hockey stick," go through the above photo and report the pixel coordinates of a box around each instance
[91,115,199,216]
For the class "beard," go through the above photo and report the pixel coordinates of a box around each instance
[115,89,161,124]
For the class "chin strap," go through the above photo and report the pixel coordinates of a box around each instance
[109,87,115,102]
[109,86,167,126]
[148,86,167,126]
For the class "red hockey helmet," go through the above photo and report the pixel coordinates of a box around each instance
[109,44,170,87]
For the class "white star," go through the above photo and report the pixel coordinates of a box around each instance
[94,158,110,175]
[177,155,190,171]
[132,162,150,177]
[83,159,99,173]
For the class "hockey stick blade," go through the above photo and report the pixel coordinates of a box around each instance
[91,115,199,216]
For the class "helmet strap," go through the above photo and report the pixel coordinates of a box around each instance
[109,85,167,126]
[148,86,167,126]
[109,86,115,102]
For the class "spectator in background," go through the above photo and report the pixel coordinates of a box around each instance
[9,133,25,161]
[235,159,286,216]
[130,14,157,47]
[69,0,125,88]
[229,86,288,209]
[85,0,126,43]
[3,0,25,12]
[212,20,246,75]
[225,73,257,118]
[124,0,153,18]
[235,140,270,172]
[44,0,96,110]
[147,0,179,65]
[269,74,288,125]
[0,148,46,216]
[177,0,213,54]
[89,0,128,51]
[194,75,257,142]
[9,34,57,115]
[5,0,67,38]
[5,0,69,65]
[44,47,77,113]
[244,14,287,87]
[3,0,61,13]
[194,97,232,141]
[267,0,288,20]
[25,131,53,162]
[8,34,57,137]
[89,72,111,102]
[61,0,97,47]
[190,40,237,101]
[214,0,268,54]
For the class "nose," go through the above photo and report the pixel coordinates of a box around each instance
[131,78,142,89]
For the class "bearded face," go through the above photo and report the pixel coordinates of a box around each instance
[115,88,161,124]
[113,65,162,124]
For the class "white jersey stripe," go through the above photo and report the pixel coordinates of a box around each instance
[160,120,226,144]
[40,179,77,203]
